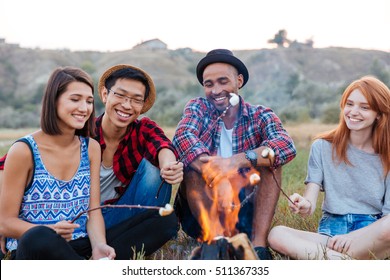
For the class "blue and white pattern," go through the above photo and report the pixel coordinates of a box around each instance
[7,135,91,251]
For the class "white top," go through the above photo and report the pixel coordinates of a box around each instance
[217,122,233,158]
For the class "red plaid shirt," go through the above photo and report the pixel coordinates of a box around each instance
[94,114,177,186]
[172,96,296,168]
[0,115,177,189]
[0,154,5,169]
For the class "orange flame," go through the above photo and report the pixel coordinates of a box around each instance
[198,163,260,243]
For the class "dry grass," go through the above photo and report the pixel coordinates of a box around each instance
[0,128,38,140]
[0,128,37,155]
[284,122,337,149]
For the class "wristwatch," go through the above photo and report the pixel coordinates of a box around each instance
[245,150,258,168]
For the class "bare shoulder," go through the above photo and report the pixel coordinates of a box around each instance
[87,138,101,159]
[5,141,33,170]
[87,137,100,150]
[7,141,33,162]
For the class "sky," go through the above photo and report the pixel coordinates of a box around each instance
[0,0,389,53]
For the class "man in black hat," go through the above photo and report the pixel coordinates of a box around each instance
[172,49,296,259]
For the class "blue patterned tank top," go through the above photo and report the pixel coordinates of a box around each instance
[7,135,91,251]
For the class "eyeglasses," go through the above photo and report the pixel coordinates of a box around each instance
[108,89,144,108]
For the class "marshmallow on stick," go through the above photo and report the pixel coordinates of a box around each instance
[261,147,275,160]
[159,204,174,216]
[229,93,239,106]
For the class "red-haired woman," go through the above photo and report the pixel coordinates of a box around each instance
[268,76,390,259]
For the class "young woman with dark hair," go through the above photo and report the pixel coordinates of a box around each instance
[0,67,115,259]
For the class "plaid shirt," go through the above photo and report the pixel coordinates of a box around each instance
[94,114,176,186]
[172,96,296,168]
[0,154,5,169]
[0,115,177,189]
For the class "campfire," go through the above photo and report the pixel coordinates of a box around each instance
[198,165,261,242]
[192,163,262,260]
[188,147,277,260]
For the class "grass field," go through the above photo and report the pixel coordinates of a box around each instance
[0,128,38,155]
[0,123,335,259]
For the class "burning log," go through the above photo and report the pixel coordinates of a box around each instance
[190,233,259,260]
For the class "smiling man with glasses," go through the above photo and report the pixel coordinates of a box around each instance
[94,64,183,258]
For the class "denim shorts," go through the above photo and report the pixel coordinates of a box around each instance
[318,212,381,237]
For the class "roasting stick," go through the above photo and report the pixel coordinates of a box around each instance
[261,148,296,205]
[231,173,261,209]
[233,148,296,209]
[70,203,173,223]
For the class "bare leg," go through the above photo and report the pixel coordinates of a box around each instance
[251,167,281,247]
[333,215,390,259]
[269,216,390,259]
[268,225,348,259]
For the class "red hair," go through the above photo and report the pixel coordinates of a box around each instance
[316,76,390,174]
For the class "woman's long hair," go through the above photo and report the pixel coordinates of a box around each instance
[316,76,390,174]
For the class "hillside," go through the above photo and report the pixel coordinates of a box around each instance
[0,43,389,127]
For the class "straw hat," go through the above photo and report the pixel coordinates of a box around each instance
[196,49,249,88]
[98,64,156,114]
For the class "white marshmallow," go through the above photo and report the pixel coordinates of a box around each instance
[249,173,261,185]
[229,93,239,106]
[159,204,174,216]
[261,147,275,159]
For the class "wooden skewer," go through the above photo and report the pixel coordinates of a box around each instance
[70,204,171,223]
[261,148,296,206]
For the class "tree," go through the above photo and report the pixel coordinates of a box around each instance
[285,73,300,96]
[268,29,291,48]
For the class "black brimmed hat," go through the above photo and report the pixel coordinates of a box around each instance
[196,49,249,88]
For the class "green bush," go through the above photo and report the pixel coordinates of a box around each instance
[321,103,340,124]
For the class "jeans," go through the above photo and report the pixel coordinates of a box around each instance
[318,212,381,237]
[102,158,172,229]
[235,188,254,239]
